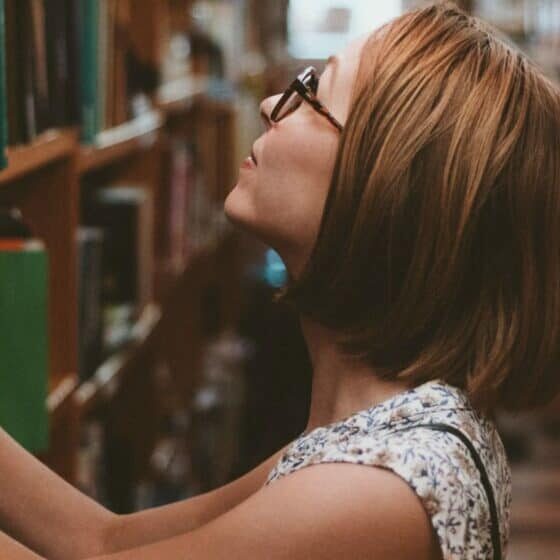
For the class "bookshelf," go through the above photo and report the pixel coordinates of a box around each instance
[0,130,78,186]
[0,0,243,507]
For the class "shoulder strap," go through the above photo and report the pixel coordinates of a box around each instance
[394,422,502,560]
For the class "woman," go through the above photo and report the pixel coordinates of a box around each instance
[2,2,560,558]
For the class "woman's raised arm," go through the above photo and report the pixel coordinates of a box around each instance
[104,443,289,553]
[0,427,115,559]
[1,424,290,558]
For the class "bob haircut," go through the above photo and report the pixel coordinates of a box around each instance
[275,1,560,414]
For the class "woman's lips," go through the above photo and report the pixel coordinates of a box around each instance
[241,156,257,169]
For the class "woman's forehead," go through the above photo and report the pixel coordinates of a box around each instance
[328,33,369,87]
[321,32,371,120]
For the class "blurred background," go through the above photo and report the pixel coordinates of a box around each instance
[0,1,558,558]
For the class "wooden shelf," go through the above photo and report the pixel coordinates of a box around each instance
[0,129,78,186]
[1,0,243,492]
[74,302,162,414]
[47,374,79,416]
[0,93,231,184]
[78,110,164,173]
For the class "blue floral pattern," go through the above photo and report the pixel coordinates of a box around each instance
[264,379,511,560]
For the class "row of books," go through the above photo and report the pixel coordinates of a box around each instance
[78,184,154,381]
[0,183,161,455]
[0,129,221,458]
[79,140,219,382]
[0,0,158,166]
[3,0,80,147]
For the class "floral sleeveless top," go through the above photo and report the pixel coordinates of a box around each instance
[264,379,512,560]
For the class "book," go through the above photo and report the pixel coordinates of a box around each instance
[77,227,104,381]
[17,0,37,141]
[83,185,154,352]
[168,140,195,267]
[79,0,99,143]
[4,0,23,146]
[0,238,49,452]
[64,0,81,126]
[45,0,69,127]
[0,0,8,167]
[112,0,131,126]
[29,0,51,134]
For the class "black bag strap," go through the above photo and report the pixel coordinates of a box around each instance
[394,422,502,560]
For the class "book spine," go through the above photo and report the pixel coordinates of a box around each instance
[96,0,108,133]
[45,0,69,127]
[29,0,50,134]
[79,0,99,144]
[0,0,8,167]
[65,0,81,125]
[22,0,37,141]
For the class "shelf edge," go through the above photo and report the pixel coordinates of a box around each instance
[0,129,78,186]
[74,302,162,413]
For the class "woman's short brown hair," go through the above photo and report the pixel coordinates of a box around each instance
[275,1,560,414]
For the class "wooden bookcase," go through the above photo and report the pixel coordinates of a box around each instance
[0,0,242,501]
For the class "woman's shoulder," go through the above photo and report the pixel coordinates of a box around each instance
[265,380,512,560]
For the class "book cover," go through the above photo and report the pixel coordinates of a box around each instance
[79,0,99,144]
[0,240,49,452]
[21,0,38,141]
[112,0,131,126]
[29,0,51,134]
[0,0,8,166]
[83,184,154,318]
[45,0,69,127]
[96,0,108,132]
[77,227,104,381]
[64,0,81,125]
[4,0,23,146]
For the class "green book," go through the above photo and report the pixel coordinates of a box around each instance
[0,241,49,452]
[79,0,99,144]
[0,0,8,168]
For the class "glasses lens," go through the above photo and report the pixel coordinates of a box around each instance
[273,68,317,122]
[302,71,318,94]
[275,90,303,121]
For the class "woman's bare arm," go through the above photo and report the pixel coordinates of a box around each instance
[87,462,439,560]
[0,530,45,559]
[0,428,115,559]
[1,424,290,557]
[104,443,290,553]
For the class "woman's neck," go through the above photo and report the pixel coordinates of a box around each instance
[299,314,412,433]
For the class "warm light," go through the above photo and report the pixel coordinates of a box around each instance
[288,0,403,59]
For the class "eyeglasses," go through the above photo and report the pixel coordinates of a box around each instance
[270,66,344,132]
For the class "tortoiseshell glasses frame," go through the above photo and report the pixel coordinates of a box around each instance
[270,66,344,132]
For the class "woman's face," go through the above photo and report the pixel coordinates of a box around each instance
[224,34,368,278]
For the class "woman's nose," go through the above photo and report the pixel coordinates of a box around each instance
[259,94,282,130]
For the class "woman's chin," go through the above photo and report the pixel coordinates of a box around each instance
[224,188,260,235]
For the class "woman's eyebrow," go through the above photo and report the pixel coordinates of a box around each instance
[321,54,338,94]
[326,54,338,68]
[324,55,339,77]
